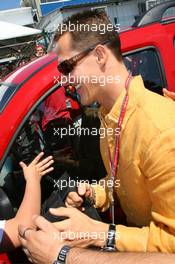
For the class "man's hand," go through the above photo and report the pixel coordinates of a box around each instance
[50,207,108,248]
[163,88,175,101]
[19,152,54,182]
[18,216,69,264]
[65,182,94,208]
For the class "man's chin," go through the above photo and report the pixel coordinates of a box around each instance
[79,97,94,106]
[79,99,87,106]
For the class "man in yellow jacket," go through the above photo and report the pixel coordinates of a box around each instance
[19,9,175,262]
[61,10,175,253]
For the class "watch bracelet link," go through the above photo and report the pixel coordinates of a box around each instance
[102,223,117,252]
[53,245,71,264]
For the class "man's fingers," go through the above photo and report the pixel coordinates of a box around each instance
[67,192,83,205]
[66,197,77,206]
[18,225,34,241]
[78,183,91,196]
[85,188,93,198]
[18,225,26,246]
[66,197,82,208]
[78,185,86,196]
[18,225,28,238]
[50,207,77,218]
[33,215,55,233]
[53,219,70,232]
[31,152,44,165]
[18,234,27,247]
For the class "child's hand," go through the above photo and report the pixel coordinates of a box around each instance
[19,152,54,182]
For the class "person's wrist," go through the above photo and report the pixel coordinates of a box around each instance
[65,247,80,264]
[25,180,40,188]
[50,243,64,264]
[25,176,41,184]
[92,220,108,248]
[64,247,76,264]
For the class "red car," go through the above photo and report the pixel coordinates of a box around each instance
[0,1,175,262]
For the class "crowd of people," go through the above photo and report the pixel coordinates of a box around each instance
[0,44,46,82]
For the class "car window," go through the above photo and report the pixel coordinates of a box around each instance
[123,48,165,95]
[163,6,175,20]
[0,85,81,211]
[0,100,47,209]
[0,83,18,112]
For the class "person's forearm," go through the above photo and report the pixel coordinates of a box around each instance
[15,179,41,225]
[67,248,175,264]
[5,179,41,248]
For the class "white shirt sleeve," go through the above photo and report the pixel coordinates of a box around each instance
[0,220,5,244]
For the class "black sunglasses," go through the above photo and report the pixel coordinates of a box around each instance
[57,39,112,76]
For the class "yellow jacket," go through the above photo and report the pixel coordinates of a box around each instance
[93,75,175,252]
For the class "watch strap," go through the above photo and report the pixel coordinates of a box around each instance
[102,223,116,252]
[53,245,71,264]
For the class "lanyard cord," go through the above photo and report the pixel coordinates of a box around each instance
[106,73,132,224]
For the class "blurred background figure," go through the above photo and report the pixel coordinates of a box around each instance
[35,44,45,58]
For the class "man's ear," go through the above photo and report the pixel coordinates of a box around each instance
[94,45,108,68]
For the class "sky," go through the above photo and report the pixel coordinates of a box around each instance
[0,0,21,11]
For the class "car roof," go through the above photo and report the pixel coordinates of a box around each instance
[0,53,58,113]
[4,52,58,85]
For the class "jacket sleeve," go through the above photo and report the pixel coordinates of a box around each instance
[95,129,175,253]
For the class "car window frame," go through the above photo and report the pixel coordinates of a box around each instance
[0,56,57,113]
[0,81,62,170]
[123,45,167,91]
[0,82,18,113]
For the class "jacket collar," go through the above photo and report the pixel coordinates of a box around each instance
[98,75,145,128]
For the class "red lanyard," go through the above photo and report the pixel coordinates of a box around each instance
[106,73,132,223]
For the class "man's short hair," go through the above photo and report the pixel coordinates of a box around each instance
[54,9,122,62]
